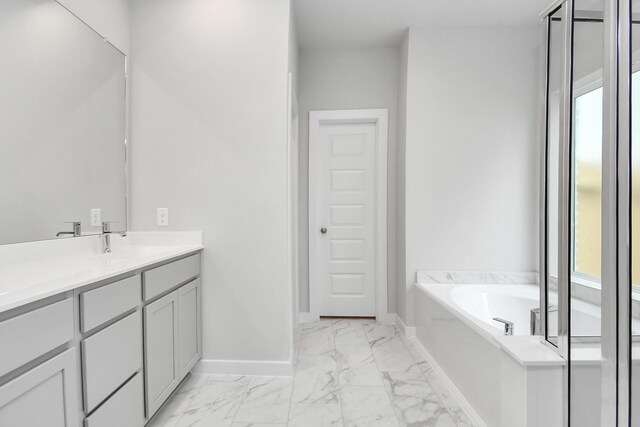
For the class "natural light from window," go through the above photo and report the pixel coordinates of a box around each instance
[573,87,602,281]
[573,71,640,286]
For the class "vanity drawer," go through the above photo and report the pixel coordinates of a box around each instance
[0,298,73,378]
[82,310,142,413]
[143,254,200,301]
[84,372,143,427]
[80,275,141,333]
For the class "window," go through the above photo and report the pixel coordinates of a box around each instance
[572,87,602,282]
[573,71,640,286]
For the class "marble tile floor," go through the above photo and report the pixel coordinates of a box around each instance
[149,318,475,427]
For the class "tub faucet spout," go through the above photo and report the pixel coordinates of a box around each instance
[530,305,558,335]
[493,317,514,336]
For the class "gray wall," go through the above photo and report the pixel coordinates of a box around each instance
[298,47,400,314]
[58,0,130,55]
[129,0,294,362]
[401,26,543,324]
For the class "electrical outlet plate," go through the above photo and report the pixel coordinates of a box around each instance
[90,208,101,227]
[157,208,169,226]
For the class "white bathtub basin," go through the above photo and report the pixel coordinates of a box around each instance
[448,284,639,337]
[450,284,541,335]
[414,281,565,427]
[414,279,640,427]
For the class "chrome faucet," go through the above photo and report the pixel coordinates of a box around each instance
[57,222,81,237]
[493,317,514,336]
[101,221,126,254]
[530,305,558,335]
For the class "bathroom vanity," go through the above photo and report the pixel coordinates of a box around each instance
[0,233,203,427]
[0,2,204,425]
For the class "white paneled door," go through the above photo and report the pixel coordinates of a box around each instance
[310,110,387,317]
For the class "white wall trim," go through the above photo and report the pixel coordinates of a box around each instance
[194,359,293,377]
[287,71,299,334]
[410,337,487,427]
[308,108,389,322]
[376,312,396,325]
[395,314,416,337]
[298,312,317,323]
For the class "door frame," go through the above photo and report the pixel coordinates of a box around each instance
[308,108,389,322]
[287,72,300,330]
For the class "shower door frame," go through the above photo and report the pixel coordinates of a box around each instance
[601,1,632,425]
[540,0,633,425]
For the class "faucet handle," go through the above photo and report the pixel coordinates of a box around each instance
[492,317,514,336]
[62,221,82,237]
[101,221,125,235]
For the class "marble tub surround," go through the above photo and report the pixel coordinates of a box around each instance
[417,271,538,285]
[0,231,203,313]
[149,319,474,427]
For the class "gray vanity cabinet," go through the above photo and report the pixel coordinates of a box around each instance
[0,298,74,378]
[84,373,144,427]
[143,254,201,419]
[0,349,79,427]
[82,310,143,412]
[143,277,202,419]
[144,291,180,417]
[0,251,201,427]
[178,278,201,379]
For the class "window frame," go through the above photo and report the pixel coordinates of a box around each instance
[571,72,603,284]
[570,68,640,294]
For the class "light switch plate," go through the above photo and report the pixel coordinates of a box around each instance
[157,208,169,226]
[90,209,101,227]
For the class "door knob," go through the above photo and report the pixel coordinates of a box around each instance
[320,228,327,234]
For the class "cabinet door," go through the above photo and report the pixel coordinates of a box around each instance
[178,279,201,379]
[0,349,79,427]
[143,291,179,418]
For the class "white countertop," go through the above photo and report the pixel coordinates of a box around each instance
[0,232,203,314]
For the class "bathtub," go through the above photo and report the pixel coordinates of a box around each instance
[441,283,608,337]
[414,280,567,427]
[451,284,541,334]
[414,278,640,427]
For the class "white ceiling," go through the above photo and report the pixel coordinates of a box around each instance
[293,0,552,50]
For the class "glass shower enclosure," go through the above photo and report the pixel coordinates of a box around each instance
[541,0,639,425]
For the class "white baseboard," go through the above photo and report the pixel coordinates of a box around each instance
[376,312,396,325]
[298,312,317,323]
[194,359,293,376]
[395,314,416,337]
[410,337,487,427]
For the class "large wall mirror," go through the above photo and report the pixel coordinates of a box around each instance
[0,0,127,245]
